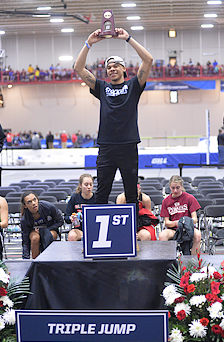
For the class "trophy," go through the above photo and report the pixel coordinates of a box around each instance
[99,9,117,38]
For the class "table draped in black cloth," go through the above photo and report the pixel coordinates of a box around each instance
[24,241,176,310]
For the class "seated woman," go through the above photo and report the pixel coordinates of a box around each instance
[0,196,8,260]
[116,183,157,241]
[65,174,96,241]
[159,175,201,255]
[21,191,63,259]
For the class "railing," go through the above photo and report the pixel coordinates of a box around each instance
[141,135,201,148]
[1,65,224,85]
[178,163,224,176]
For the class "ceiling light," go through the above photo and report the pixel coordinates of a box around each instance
[37,6,52,11]
[207,1,222,4]
[50,18,64,23]
[168,29,177,38]
[32,14,51,18]
[0,31,5,35]
[204,13,217,17]
[201,24,214,28]
[61,28,74,33]
[131,26,144,30]
[126,16,140,20]
[59,55,73,61]
[121,3,136,7]
[81,82,86,86]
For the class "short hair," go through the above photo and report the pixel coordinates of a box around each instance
[75,174,94,193]
[20,191,39,215]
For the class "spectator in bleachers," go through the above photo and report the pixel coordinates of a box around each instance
[35,65,40,80]
[31,133,41,150]
[116,182,158,241]
[71,132,78,147]
[65,174,96,241]
[46,131,54,149]
[27,64,34,80]
[20,191,63,259]
[0,196,8,260]
[159,175,201,255]
[60,130,68,148]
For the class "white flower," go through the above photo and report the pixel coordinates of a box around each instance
[207,302,223,319]
[190,272,207,282]
[221,294,224,301]
[189,319,207,338]
[189,295,207,307]
[220,318,224,330]
[174,303,191,316]
[165,293,182,306]
[0,316,6,331]
[200,265,216,277]
[169,328,184,342]
[1,296,14,308]
[0,268,10,284]
[3,309,15,325]
[163,284,178,299]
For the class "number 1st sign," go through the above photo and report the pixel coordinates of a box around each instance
[82,204,137,258]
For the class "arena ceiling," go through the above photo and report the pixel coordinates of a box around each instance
[0,0,224,35]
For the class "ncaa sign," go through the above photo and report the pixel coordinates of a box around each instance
[82,204,137,258]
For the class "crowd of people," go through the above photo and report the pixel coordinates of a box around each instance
[4,129,95,149]
[1,58,224,83]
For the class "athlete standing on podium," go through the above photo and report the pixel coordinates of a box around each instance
[74,28,153,209]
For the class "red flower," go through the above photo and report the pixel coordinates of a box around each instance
[200,317,209,326]
[221,260,224,268]
[184,284,195,294]
[206,293,214,302]
[168,311,171,319]
[211,281,220,295]
[0,287,7,296]
[182,266,186,272]
[180,273,190,288]
[211,325,223,335]
[176,310,186,321]
[174,296,185,304]
[221,329,224,338]
[213,272,222,280]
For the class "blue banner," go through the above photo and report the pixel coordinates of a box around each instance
[83,204,136,258]
[221,80,224,92]
[145,80,216,91]
[16,310,168,342]
[85,153,218,169]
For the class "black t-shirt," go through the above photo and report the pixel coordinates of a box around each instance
[65,192,96,224]
[90,76,145,145]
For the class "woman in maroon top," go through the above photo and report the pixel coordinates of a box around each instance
[159,175,201,255]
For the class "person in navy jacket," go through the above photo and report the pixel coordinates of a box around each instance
[20,191,63,259]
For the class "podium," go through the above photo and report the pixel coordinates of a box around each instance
[24,241,176,310]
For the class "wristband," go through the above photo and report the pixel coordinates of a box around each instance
[85,40,91,49]
[126,35,131,42]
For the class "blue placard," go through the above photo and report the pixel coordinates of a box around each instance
[16,310,168,342]
[82,204,136,258]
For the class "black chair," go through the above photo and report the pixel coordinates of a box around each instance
[23,188,45,196]
[45,179,65,185]
[214,198,224,205]
[9,182,31,189]
[54,202,68,214]
[193,193,205,200]
[6,192,24,198]
[57,182,77,190]
[217,179,224,186]
[26,184,49,191]
[202,205,224,254]
[182,176,192,183]
[145,190,163,196]
[35,181,56,188]
[198,182,223,190]
[149,194,163,206]
[192,177,216,187]
[41,191,68,201]
[7,185,21,192]
[20,179,41,184]
[200,188,224,196]
[39,196,57,203]
[140,185,158,192]
[145,177,166,183]
[0,188,16,197]
[6,197,22,203]
[207,193,224,199]
[48,187,72,196]
[8,202,21,214]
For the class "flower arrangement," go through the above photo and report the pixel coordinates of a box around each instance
[0,261,30,342]
[163,253,224,342]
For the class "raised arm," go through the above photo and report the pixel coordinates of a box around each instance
[74,29,104,90]
[0,197,8,228]
[114,28,153,87]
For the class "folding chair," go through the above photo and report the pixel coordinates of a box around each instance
[202,205,224,254]
[35,181,56,188]
[39,196,57,203]
[26,184,50,191]
[45,179,65,185]
[20,179,41,184]
[0,187,16,197]
[41,191,68,201]
[9,182,31,189]
[192,177,216,187]
[200,188,224,197]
